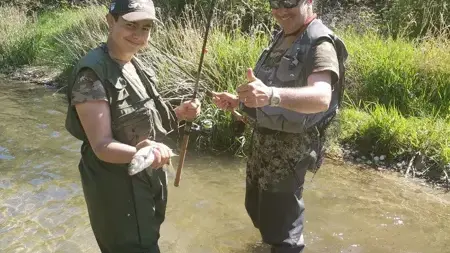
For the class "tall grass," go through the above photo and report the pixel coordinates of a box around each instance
[41,5,108,69]
[342,29,450,118]
[140,9,269,151]
[314,0,449,39]
[382,0,450,39]
[0,6,39,68]
[154,0,273,33]
[0,5,107,70]
[142,12,269,97]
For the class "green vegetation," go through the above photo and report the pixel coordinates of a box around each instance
[0,6,38,67]
[0,5,106,69]
[0,1,449,182]
[343,30,450,118]
[339,106,450,179]
[316,0,449,39]
[382,0,449,39]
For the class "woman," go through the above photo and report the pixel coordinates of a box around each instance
[64,0,201,252]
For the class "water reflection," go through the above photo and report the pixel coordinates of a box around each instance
[1,80,450,253]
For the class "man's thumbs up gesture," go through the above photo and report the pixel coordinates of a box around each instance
[237,68,272,108]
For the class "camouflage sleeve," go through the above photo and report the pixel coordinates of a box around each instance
[311,40,340,86]
[71,68,108,106]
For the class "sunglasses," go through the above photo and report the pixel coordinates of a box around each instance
[269,0,302,9]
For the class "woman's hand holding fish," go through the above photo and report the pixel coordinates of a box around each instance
[135,139,172,169]
[174,99,201,121]
[150,142,172,169]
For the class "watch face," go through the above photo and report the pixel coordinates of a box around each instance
[272,96,281,105]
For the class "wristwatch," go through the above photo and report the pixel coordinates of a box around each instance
[269,87,281,106]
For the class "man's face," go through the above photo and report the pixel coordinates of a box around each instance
[271,0,310,34]
[108,15,153,54]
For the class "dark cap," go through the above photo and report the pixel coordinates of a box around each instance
[109,0,158,22]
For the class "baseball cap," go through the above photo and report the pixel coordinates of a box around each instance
[109,0,159,22]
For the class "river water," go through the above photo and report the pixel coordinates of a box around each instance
[1,80,450,253]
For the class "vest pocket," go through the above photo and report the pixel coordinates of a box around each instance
[144,99,169,139]
[111,106,153,146]
[276,55,304,85]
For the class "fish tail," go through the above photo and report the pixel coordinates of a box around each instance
[163,164,176,179]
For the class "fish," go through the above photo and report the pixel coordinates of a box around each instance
[128,145,178,178]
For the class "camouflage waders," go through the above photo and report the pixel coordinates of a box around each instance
[244,18,347,253]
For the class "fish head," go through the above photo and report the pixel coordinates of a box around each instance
[128,156,145,175]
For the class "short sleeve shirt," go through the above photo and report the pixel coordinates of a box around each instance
[266,35,340,86]
[71,69,108,105]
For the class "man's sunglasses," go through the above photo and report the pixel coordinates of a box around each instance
[269,0,302,9]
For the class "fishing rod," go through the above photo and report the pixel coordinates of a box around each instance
[174,0,218,187]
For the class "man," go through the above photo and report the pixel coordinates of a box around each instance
[212,0,348,252]
[64,0,201,252]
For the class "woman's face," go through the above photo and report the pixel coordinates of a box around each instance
[107,15,153,55]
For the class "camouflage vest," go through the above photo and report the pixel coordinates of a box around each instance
[252,19,348,133]
[65,43,177,146]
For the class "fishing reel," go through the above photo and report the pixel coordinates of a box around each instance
[191,119,214,136]
[231,117,246,137]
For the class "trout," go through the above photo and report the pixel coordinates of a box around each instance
[128,145,177,177]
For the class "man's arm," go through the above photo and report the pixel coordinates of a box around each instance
[273,40,339,113]
[275,71,332,113]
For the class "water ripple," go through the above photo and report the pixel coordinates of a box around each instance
[46,109,63,115]
[50,131,61,138]
[0,146,14,160]
[36,124,48,129]
[0,179,12,189]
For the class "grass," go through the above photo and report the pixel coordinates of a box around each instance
[0,6,39,67]
[0,5,107,70]
[339,105,450,180]
[382,0,450,39]
[138,10,268,152]
[0,4,449,181]
[342,29,450,118]
[34,6,106,66]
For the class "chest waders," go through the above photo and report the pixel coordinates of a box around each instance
[243,19,348,253]
[65,44,177,253]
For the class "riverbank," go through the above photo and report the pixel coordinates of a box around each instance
[1,4,449,187]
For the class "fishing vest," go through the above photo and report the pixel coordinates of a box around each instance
[251,19,348,133]
[65,43,178,146]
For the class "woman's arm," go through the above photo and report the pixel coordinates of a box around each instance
[75,100,137,164]
[71,68,173,167]
[70,68,137,164]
